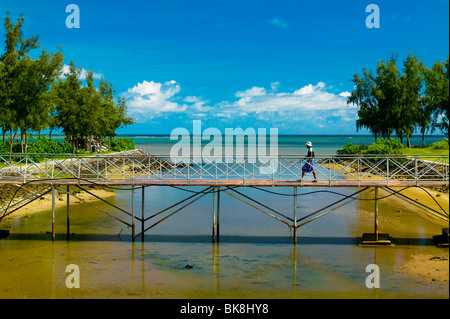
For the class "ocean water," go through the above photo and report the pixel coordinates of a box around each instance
[124,134,445,156]
[0,135,448,299]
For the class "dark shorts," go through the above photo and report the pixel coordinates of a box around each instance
[302,161,314,173]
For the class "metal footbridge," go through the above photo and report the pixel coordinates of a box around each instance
[1,152,448,244]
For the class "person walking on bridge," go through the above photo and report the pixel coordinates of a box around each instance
[301,141,318,182]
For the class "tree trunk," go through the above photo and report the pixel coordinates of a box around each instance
[9,130,17,159]
[73,138,77,155]
[25,131,28,153]
[20,129,24,154]
[407,135,411,148]
[8,130,12,159]
[86,136,90,152]
[422,131,425,147]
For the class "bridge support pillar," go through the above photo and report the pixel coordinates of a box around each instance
[362,187,391,245]
[141,186,145,242]
[293,186,298,245]
[66,185,70,240]
[131,188,135,242]
[212,187,220,243]
[52,186,55,241]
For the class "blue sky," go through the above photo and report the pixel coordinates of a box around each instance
[1,0,449,135]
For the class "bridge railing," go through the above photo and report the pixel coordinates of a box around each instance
[0,153,448,184]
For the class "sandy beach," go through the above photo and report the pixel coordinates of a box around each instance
[356,185,448,286]
[0,184,116,229]
[400,252,449,284]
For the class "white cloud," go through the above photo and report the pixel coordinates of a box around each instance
[293,82,325,95]
[235,86,267,97]
[61,64,103,80]
[270,81,280,92]
[268,17,289,28]
[126,80,185,120]
[339,91,351,98]
[227,82,348,113]
[125,80,214,121]
[123,80,358,130]
[184,96,202,103]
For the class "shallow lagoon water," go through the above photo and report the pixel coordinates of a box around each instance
[0,135,448,299]
[0,184,448,299]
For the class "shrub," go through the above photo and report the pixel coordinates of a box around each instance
[431,138,449,150]
[337,143,368,155]
[111,137,135,152]
[364,138,405,155]
[0,142,8,153]
[27,137,73,154]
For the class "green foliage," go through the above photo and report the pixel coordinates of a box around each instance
[111,138,135,152]
[0,15,64,153]
[0,142,8,153]
[1,15,134,154]
[348,53,449,145]
[364,138,405,155]
[431,138,449,150]
[337,138,405,155]
[336,143,368,155]
[53,62,134,152]
[424,58,449,136]
[26,137,73,154]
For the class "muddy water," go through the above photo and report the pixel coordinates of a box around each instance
[0,186,448,299]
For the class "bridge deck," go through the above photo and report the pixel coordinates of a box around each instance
[0,178,446,187]
[1,153,448,188]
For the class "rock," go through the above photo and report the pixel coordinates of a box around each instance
[429,256,447,261]
[0,229,9,239]
[184,264,193,269]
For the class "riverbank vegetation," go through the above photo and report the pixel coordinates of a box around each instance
[0,15,134,155]
[0,136,136,164]
[348,54,449,147]
[337,138,449,156]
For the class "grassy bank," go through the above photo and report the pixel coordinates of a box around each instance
[337,137,448,157]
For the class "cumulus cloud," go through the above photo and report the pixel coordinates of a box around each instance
[215,82,359,130]
[125,80,185,120]
[61,64,103,80]
[123,80,358,129]
[125,80,214,121]
[339,91,351,98]
[235,86,267,98]
[226,82,352,113]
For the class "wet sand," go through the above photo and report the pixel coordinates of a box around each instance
[354,186,448,287]
[400,252,449,284]
[0,185,115,229]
